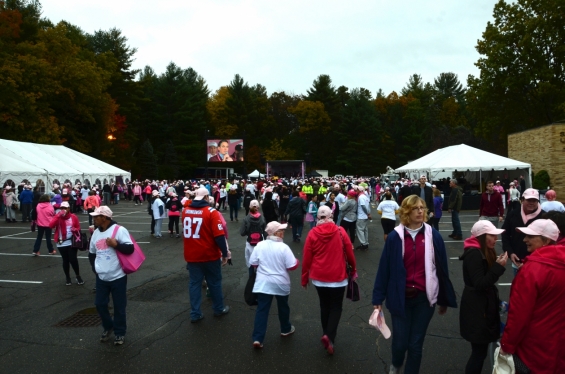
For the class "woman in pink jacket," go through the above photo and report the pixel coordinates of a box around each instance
[32,194,56,255]
[49,201,83,286]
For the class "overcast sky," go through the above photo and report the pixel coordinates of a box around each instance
[41,0,497,96]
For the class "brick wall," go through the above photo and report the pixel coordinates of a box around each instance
[508,123,565,201]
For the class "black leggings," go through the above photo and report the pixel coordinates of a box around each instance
[315,286,346,344]
[134,195,141,204]
[465,342,489,374]
[59,245,80,279]
[340,220,356,244]
[381,218,396,234]
[168,216,180,234]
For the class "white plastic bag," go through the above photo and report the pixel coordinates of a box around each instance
[492,346,515,374]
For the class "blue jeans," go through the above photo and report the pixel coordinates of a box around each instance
[103,192,111,206]
[252,293,292,343]
[390,292,436,374]
[33,226,54,253]
[154,218,162,237]
[451,210,462,236]
[95,275,128,336]
[289,216,303,239]
[229,203,238,220]
[186,260,225,320]
[113,194,119,204]
[309,220,316,229]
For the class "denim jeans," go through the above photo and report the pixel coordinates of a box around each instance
[186,260,225,320]
[95,274,128,336]
[113,194,119,204]
[103,192,111,206]
[154,218,163,237]
[33,226,54,253]
[451,210,462,236]
[20,203,32,222]
[289,216,303,239]
[252,293,292,343]
[390,292,436,374]
[309,220,316,229]
[315,286,346,343]
[229,203,238,220]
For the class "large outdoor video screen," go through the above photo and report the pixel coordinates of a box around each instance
[207,139,244,162]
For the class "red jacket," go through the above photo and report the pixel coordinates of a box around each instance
[49,213,81,243]
[500,244,565,373]
[301,224,356,286]
[479,191,504,218]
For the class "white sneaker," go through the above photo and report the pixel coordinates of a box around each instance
[389,365,401,374]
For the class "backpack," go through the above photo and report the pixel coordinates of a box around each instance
[248,220,264,246]
[169,199,179,212]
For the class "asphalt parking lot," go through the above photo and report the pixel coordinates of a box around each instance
[0,202,512,373]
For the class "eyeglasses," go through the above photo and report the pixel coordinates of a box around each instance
[411,207,425,211]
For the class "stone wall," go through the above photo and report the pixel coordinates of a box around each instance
[508,123,565,201]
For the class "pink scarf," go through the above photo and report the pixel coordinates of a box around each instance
[521,204,542,225]
[394,223,439,307]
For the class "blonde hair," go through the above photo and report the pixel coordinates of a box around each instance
[399,195,428,226]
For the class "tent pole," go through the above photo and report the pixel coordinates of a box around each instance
[480,170,482,193]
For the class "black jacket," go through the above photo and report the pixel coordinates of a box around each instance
[501,207,544,260]
[285,197,306,219]
[262,198,279,223]
[239,214,267,244]
[459,246,505,344]
[411,185,434,213]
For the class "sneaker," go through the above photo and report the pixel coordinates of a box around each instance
[100,328,113,342]
[253,341,263,349]
[32,252,40,256]
[114,335,125,346]
[190,315,204,323]
[213,305,230,317]
[49,250,57,255]
[281,325,295,337]
[448,234,455,238]
[389,364,402,374]
[321,335,334,355]
[452,235,462,240]
[76,276,84,285]
[65,278,72,286]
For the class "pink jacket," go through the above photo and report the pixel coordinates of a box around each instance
[35,202,55,227]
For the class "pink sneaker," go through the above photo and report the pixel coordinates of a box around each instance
[321,335,334,355]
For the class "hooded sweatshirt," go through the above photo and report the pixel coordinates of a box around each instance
[301,223,356,286]
[500,244,565,373]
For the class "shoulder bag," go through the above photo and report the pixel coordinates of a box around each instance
[111,225,146,274]
[71,231,89,251]
[338,229,360,301]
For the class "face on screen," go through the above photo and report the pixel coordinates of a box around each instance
[218,141,229,155]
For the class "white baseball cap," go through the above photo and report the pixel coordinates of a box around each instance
[516,219,559,241]
[193,187,209,200]
[471,220,505,237]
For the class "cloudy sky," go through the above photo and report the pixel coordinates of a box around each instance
[41,0,496,96]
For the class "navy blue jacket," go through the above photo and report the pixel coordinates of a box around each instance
[19,189,33,204]
[372,225,457,317]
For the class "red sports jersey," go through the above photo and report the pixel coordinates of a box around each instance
[182,204,225,262]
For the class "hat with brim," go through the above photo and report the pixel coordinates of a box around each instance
[471,220,505,237]
[265,221,288,235]
[369,309,391,339]
[89,206,113,218]
[194,187,209,200]
[516,219,559,241]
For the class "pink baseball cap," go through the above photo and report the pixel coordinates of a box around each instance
[522,188,539,200]
[516,219,559,241]
[347,190,357,197]
[193,187,209,200]
[265,221,288,235]
[89,206,113,218]
[471,220,505,237]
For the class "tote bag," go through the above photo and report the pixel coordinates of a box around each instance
[111,225,146,274]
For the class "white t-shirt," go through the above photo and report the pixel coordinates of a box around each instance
[541,201,565,213]
[219,188,227,198]
[249,236,298,296]
[357,193,370,219]
[335,192,346,207]
[55,216,73,247]
[377,200,400,221]
[89,224,133,282]
[152,198,166,219]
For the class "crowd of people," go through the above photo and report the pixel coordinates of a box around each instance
[2,174,565,373]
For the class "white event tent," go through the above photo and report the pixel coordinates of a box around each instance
[0,139,130,189]
[394,144,532,190]
[248,169,265,178]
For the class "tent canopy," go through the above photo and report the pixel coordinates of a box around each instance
[394,144,532,188]
[0,139,130,189]
[248,169,265,178]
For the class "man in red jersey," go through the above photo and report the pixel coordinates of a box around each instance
[182,187,230,323]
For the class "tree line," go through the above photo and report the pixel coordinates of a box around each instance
[1,0,563,179]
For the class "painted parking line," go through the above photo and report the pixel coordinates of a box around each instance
[498,283,512,286]
[449,257,459,260]
[0,280,43,284]
[0,253,89,258]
